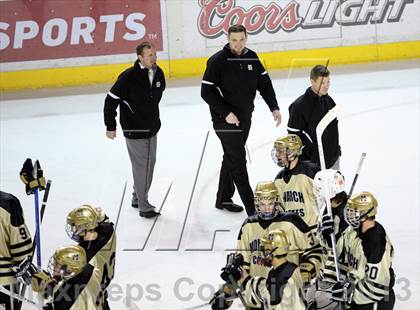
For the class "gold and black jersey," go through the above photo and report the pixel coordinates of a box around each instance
[274,160,320,230]
[242,262,306,309]
[237,213,316,278]
[48,264,103,310]
[79,221,116,301]
[0,191,32,286]
[339,222,394,305]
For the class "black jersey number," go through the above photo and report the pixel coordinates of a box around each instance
[365,265,378,280]
[19,227,28,240]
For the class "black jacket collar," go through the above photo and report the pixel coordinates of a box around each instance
[223,43,248,58]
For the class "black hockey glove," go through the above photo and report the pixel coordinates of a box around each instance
[43,303,53,310]
[12,256,40,285]
[20,158,46,195]
[318,214,335,247]
[210,284,234,310]
[220,253,244,285]
[331,280,354,303]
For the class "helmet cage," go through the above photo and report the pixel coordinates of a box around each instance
[47,257,75,281]
[344,206,374,229]
[271,144,298,168]
[65,222,87,242]
[255,195,280,220]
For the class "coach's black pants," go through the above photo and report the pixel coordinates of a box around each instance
[213,117,255,215]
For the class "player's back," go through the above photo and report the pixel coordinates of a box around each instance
[79,221,116,289]
[0,191,32,286]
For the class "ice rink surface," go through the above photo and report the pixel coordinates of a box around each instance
[1,60,419,309]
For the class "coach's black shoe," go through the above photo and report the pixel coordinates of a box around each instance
[139,210,161,218]
[216,202,244,212]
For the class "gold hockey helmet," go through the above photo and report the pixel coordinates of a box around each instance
[47,245,87,280]
[260,229,290,262]
[272,134,303,167]
[254,181,281,220]
[66,205,99,242]
[344,191,378,229]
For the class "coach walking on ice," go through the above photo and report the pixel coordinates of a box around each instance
[201,25,281,216]
[104,42,165,219]
[287,65,341,169]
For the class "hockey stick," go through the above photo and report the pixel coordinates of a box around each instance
[316,105,341,282]
[348,153,366,198]
[0,286,37,305]
[18,180,51,308]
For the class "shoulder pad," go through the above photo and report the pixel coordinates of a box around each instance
[274,169,285,180]
[0,191,25,227]
[272,213,311,233]
[361,222,387,264]
[292,160,320,178]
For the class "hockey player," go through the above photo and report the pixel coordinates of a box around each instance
[223,230,306,309]
[0,191,32,310]
[41,245,103,309]
[273,134,322,283]
[306,169,349,309]
[211,181,318,309]
[273,134,320,230]
[332,191,395,309]
[66,205,116,310]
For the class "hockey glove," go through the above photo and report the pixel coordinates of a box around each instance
[31,271,54,293]
[220,253,244,285]
[20,158,46,195]
[318,214,335,247]
[12,256,40,285]
[300,262,316,287]
[331,280,354,303]
[211,284,234,310]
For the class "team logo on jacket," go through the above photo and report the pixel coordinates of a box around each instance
[156,81,161,88]
[247,64,253,71]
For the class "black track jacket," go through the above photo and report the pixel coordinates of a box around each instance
[287,87,341,168]
[201,44,278,121]
[104,59,165,139]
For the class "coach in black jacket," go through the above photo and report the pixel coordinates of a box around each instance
[104,42,165,218]
[201,25,281,216]
[287,65,341,169]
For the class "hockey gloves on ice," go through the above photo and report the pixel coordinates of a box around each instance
[20,158,46,195]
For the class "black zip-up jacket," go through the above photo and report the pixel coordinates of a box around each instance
[287,87,341,168]
[201,44,278,122]
[104,59,165,139]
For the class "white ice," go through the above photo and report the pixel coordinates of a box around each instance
[1,61,419,310]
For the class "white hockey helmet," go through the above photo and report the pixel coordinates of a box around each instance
[313,169,345,203]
